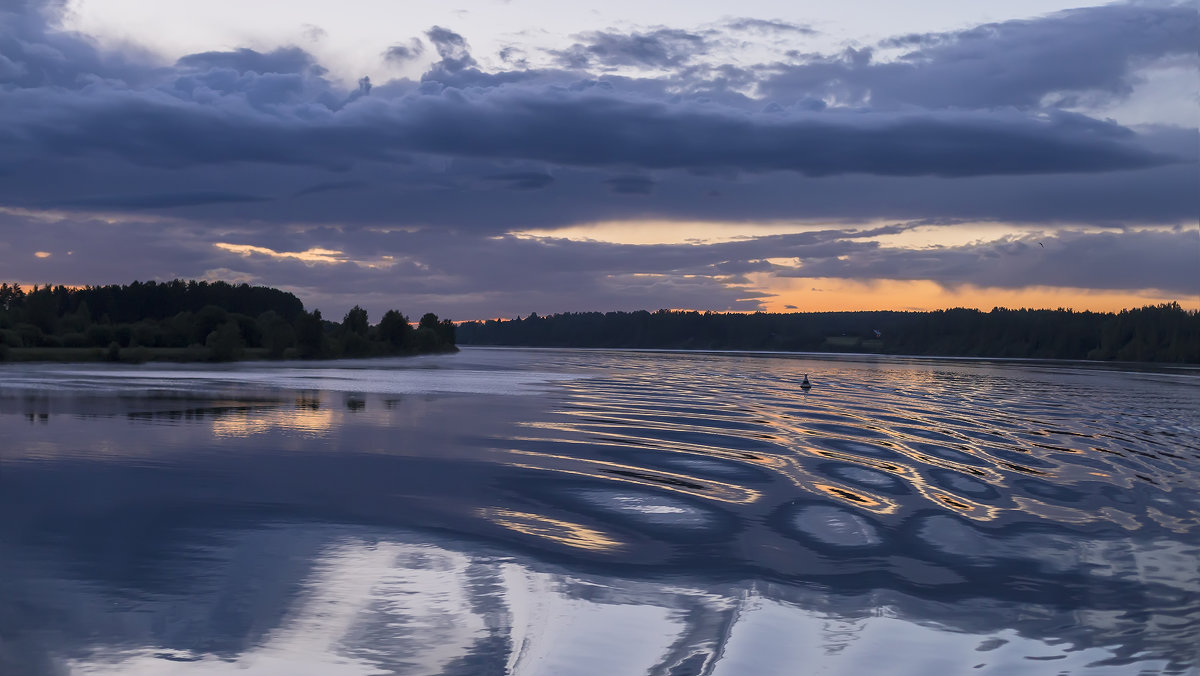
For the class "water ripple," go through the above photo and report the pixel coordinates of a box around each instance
[504,353,1200,540]
[2,349,1198,673]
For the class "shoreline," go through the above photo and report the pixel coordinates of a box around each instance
[456,344,1200,372]
[4,343,1193,374]
[0,345,459,365]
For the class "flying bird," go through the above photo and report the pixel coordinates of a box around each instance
[1039,242,1044,248]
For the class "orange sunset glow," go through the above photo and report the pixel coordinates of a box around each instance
[754,278,1199,314]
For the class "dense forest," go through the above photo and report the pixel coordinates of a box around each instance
[458,304,1200,363]
[0,280,456,362]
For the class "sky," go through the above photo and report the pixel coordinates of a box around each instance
[1,0,1197,319]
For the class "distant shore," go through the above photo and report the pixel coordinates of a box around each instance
[462,345,1200,373]
[457,304,1200,364]
[0,345,459,365]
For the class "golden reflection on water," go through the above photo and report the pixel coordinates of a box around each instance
[482,508,624,551]
[535,358,1200,534]
[811,482,899,514]
[4,353,1192,540]
[808,448,933,487]
[502,448,762,504]
[211,407,337,438]
[142,357,1190,535]
[924,490,1000,521]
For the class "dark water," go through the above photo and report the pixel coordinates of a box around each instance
[1,347,1198,675]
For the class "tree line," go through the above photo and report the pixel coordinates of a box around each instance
[457,304,1199,363]
[0,280,456,362]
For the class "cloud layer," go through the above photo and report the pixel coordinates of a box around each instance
[762,2,1198,109]
[0,0,1196,315]
[5,207,1195,318]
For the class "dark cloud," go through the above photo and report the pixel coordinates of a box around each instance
[291,181,369,198]
[176,47,323,76]
[425,26,477,72]
[0,78,1174,178]
[497,46,528,68]
[0,0,1194,313]
[484,171,556,190]
[380,98,1171,176]
[0,3,1189,202]
[0,132,1192,231]
[725,18,815,35]
[553,28,711,69]
[760,3,1199,109]
[384,38,425,64]
[604,175,655,194]
[0,0,155,89]
[64,192,271,209]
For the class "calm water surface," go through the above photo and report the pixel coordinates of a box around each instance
[1,347,1198,675]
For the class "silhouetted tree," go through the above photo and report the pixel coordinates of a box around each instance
[206,321,244,362]
[456,306,1199,363]
[0,279,456,361]
[378,310,412,347]
[437,318,456,346]
[193,305,228,345]
[257,311,295,358]
[295,309,326,358]
[413,327,440,352]
[343,305,369,337]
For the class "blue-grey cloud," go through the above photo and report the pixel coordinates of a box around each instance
[0,0,1195,313]
[425,26,477,73]
[176,47,323,76]
[384,38,425,64]
[496,46,528,68]
[0,2,1190,193]
[724,18,816,35]
[604,175,655,194]
[292,181,369,197]
[760,3,1198,109]
[64,192,271,209]
[0,79,1175,177]
[553,28,711,69]
[0,0,155,89]
[1,128,1192,229]
[484,171,556,190]
[379,96,1172,176]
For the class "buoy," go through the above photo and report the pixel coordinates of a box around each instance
[801,374,812,390]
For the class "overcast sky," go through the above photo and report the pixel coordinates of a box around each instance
[1,0,1196,319]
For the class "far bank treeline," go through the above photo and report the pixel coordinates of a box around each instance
[458,305,1200,363]
[0,280,456,362]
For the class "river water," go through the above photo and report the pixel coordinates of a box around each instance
[1,347,1197,675]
